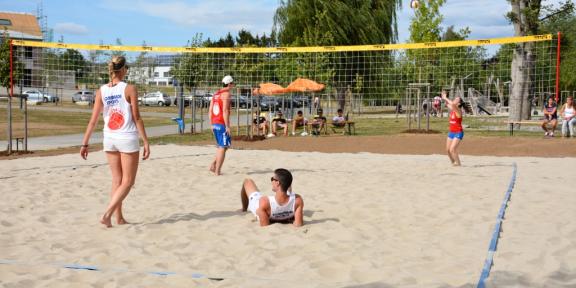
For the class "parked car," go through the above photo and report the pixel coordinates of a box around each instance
[258,96,282,111]
[175,93,211,107]
[23,89,58,103]
[72,90,95,103]
[292,95,311,108]
[140,91,171,106]
[231,95,257,108]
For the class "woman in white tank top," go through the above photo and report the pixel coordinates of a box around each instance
[560,96,576,137]
[80,56,150,228]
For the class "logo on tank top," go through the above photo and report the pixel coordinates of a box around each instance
[108,108,125,130]
[212,103,221,116]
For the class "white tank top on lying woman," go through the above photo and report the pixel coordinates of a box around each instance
[100,82,138,139]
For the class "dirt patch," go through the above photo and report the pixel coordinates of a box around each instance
[402,129,441,134]
[232,135,267,142]
[2,135,575,159]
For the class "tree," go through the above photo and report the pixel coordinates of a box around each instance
[0,31,22,96]
[507,0,573,121]
[273,0,402,101]
[111,38,126,58]
[171,34,212,92]
[60,49,87,81]
[539,2,576,91]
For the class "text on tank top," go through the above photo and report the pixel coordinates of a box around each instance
[564,106,575,118]
[210,89,226,125]
[268,193,296,221]
[449,110,463,132]
[101,82,137,137]
[545,103,557,118]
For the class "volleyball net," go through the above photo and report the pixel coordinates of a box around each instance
[9,34,557,124]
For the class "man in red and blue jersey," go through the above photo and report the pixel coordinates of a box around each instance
[209,75,234,175]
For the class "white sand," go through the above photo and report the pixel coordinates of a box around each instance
[0,145,574,287]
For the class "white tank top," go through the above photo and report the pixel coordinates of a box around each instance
[268,193,296,221]
[564,106,575,118]
[100,82,138,139]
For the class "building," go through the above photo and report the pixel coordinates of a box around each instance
[126,54,177,87]
[0,11,43,87]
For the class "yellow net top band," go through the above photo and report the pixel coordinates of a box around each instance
[12,34,552,53]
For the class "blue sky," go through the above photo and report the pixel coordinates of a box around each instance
[0,0,565,46]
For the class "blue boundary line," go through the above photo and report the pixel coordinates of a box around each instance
[0,259,223,281]
[476,163,517,288]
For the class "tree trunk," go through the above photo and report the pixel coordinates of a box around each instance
[509,0,536,121]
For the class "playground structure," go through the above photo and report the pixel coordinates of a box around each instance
[401,72,522,132]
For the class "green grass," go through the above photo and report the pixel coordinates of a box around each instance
[0,107,175,141]
[148,130,214,146]
[150,115,546,146]
[1,105,546,142]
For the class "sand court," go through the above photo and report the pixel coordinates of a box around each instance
[1,145,574,287]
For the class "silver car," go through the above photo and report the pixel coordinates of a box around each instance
[72,90,95,103]
[140,91,171,106]
[23,89,58,102]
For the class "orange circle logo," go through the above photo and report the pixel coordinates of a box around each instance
[108,111,125,130]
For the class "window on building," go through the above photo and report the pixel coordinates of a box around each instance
[154,72,159,77]
[0,19,12,26]
[25,47,33,59]
[163,71,171,77]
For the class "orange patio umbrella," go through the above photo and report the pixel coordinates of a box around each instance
[286,78,325,93]
[257,83,289,95]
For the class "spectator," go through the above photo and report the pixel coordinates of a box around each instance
[559,96,575,138]
[332,109,346,128]
[542,97,558,137]
[271,110,288,136]
[432,96,442,117]
[309,108,327,136]
[291,110,308,136]
[252,110,269,136]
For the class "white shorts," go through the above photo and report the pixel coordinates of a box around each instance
[247,191,262,216]
[103,136,140,153]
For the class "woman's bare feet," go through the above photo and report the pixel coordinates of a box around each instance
[117,218,129,225]
[100,216,112,228]
[209,161,216,173]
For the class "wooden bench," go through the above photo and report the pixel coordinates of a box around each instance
[507,120,543,136]
[331,121,356,135]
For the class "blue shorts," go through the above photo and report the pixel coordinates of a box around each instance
[448,131,464,140]
[212,124,231,148]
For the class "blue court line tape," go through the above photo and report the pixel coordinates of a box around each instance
[0,259,220,281]
[476,163,517,288]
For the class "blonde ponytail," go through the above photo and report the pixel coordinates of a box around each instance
[108,56,127,85]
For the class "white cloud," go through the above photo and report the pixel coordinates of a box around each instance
[102,0,275,37]
[53,22,89,35]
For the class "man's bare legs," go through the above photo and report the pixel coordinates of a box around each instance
[212,147,227,176]
[101,152,139,227]
[241,178,259,211]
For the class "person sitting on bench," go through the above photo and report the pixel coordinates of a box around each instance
[310,109,327,135]
[542,97,558,137]
[271,110,288,136]
[332,109,346,128]
[291,110,308,136]
[252,110,269,136]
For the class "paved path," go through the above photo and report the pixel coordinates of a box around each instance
[1,113,253,151]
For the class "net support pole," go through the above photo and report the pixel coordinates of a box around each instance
[555,32,561,103]
[7,39,13,154]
